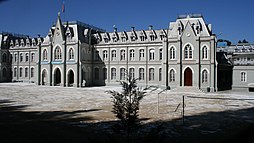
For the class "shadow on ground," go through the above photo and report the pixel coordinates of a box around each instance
[1,99,254,143]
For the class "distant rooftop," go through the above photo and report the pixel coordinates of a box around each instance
[0,31,29,38]
[177,14,203,19]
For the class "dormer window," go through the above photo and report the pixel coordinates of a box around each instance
[150,35,155,41]
[140,36,145,41]
[104,38,109,43]
[15,40,19,46]
[10,40,14,47]
[121,37,126,42]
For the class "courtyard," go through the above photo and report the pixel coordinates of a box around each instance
[0,83,254,143]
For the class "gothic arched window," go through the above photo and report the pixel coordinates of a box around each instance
[54,46,62,60]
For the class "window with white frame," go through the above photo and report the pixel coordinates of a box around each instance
[170,47,176,60]
[69,48,74,60]
[111,68,116,80]
[240,72,247,82]
[14,67,17,77]
[20,53,23,62]
[111,50,117,61]
[129,68,135,79]
[54,46,62,60]
[31,53,35,62]
[184,44,192,59]
[120,49,125,61]
[149,68,154,81]
[25,53,29,62]
[120,68,125,80]
[130,49,135,60]
[159,48,163,60]
[43,49,47,61]
[139,49,145,60]
[202,46,208,59]
[149,49,155,60]
[103,50,108,60]
[169,69,175,82]
[139,68,144,80]
[25,68,28,77]
[31,67,34,78]
[20,67,23,77]
[202,69,208,83]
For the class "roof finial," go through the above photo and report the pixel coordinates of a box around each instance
[58,12,61,18]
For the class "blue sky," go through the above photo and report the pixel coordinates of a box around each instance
[0,0,253,44]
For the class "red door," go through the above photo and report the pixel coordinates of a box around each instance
[184,67,192,86]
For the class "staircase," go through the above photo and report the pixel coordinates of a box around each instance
[169,86,204,94]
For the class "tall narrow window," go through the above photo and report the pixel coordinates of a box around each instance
[202,70,208,83]
[31,53,35,62]
[120,49,125,60]
[169,69,175,82]
[159,48,163,60]
[20,53,23,62]
[149,49,155,60]
[139,49,145,60]
[103,50,108,61]
[111,68,116,80]
[69,48,74,60]
[202,46,208,59]
[14,67,17,77]
[149,68,154,81]
[120,68,125,80]
[54,46,62,60]
[170,47,176,60]
[130,49,135,60]
[159,68,162,81]
[129,68,135,79]
[240,72,247,82]
[2,53,7,62]
[31,67,34,78]
[20,67,23,77]
[25,68,28,77]
[25,53,29,62]
[139,68,145,80]
[43,49,47,61]
[184,44,193,59]
[14,53,17,62]
[111,50,116,61]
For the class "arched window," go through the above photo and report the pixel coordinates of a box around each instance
[120,68,126,80]
[129,68,135,79]
[20,67,23,77]
[139,68,145,80]
[159,48,163,60]
[25,53,29,62]
[240,72,247,82]
[103,50,108,60]
[111,68,116,80]
[31,67,34,78]
[139,49,145,60]
[2,53,7,62]
[25,68,28,77]
[149,68,154,81]
[120,49,125,60]
[20,53,23,62]
[184,44,193,59]
[69,48,74,60]
[130,49,135,60]
[14,67,17,77]
[169,69,175,82]
[43,49,48,61]
[111,50,116,61]
[54,46,62,60]
[149,49,155,60]
[202,46,208,59]
[202,70,208,83]
[31,53,35,62]
[159,68,162,81]
[170,47,176,60]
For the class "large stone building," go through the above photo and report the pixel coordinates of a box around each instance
[1,13,232,92]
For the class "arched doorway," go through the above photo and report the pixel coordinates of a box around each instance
[42,69,47,85]
[54,68,61,86]
[68,70,74,86]
[184,67,192,86]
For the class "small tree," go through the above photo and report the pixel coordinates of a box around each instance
[106,76,146,142]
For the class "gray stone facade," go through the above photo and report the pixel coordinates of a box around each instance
[1,13,219,92]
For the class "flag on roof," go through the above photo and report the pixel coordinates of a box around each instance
[62,1,65,13]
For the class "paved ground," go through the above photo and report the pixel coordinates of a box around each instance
[1,83,254,143]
